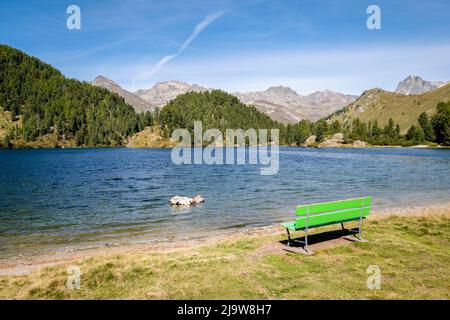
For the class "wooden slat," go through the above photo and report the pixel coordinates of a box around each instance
[295,197,372,216]
[295,206,370,229]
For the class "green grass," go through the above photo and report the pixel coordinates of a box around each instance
[330,84,450,134]
[0,214,449,299]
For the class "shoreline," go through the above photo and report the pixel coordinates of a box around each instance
[1,143,449,150]
[1,201,449,277]
[1,146,448,150]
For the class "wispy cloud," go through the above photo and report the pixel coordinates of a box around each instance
[58,31,147,62]
[132,10,227,85]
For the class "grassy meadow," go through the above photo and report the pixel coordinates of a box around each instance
[0,213,449,300]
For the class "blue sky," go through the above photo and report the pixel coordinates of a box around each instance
[1,0,449,95]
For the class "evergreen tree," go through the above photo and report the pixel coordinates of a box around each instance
[350,118,368,141]
[418,112,435,141]
[314,119,328,143]
[431,102,450,146]
[406,125,425,143]
[294,120,311,145]
[330,120,341,133]
[384,118,396,138]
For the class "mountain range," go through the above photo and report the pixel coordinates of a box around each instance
[93,74,449,125]
[92,77,358,123]
[233,87,357,123]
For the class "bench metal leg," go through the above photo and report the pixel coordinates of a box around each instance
[355,220,368,242]
[286,228,292,246]
[304,208,313,254]
[353,215,368,242]
[353,203,367,242]
[358,217,363,240]
[304,229,309,253]
[285,228,313,254]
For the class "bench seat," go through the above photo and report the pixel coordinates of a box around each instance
[281,216,367,231]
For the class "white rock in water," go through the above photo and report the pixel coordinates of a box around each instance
[170,196,191,206]
[191,195,205,204]
[170,195,204,206]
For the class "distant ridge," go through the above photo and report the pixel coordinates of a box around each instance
[234,87,357,123]
[93,77,357,123]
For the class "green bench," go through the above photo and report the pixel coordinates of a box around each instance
[281,197,372,254]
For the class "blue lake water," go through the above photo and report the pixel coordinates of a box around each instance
[0,147,449,258]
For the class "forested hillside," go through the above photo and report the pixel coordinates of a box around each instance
[159,90,283,140]
[0,45,152,147]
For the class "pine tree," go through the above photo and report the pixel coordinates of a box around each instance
[432,102,450,146]
[418,112,435,141]
[406,125,425,143]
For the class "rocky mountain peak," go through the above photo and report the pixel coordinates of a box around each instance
[92,75,120,89]
[91,76,154,113]
[93,75,111,82]
[134,81,208,107]
[395,75,448,95]
[265,85,298,96]
[153,80,194,90]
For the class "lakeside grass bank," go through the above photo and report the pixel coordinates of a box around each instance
[0,209,449,299]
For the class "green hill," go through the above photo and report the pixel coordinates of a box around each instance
[0,45,150,148]
[328,84,450,134]
[159,90,282,139]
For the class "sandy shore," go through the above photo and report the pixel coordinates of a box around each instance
[1,202,449,276]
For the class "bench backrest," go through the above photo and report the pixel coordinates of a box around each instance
[295,197,372,229]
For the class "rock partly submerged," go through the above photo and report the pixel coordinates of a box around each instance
[170,195,205,206]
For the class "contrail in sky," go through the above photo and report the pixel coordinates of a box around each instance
[133,11,227,85]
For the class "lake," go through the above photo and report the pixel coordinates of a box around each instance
[0,147,449,258]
